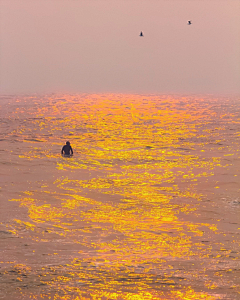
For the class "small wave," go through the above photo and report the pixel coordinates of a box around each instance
[232,199,240,205]
[176,147,191,151]
[24,138,44,142]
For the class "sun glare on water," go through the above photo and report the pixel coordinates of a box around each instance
[1,94,239,299]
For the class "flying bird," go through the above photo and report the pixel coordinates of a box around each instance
[139,31,144,37]
[188,20,192,25]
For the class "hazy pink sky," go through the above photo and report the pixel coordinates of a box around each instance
[0,0,239,95]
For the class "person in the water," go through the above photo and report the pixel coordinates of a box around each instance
[61,141,73,156]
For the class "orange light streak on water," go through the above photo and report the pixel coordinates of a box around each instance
[0,94,240,299]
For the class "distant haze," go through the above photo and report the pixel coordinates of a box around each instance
[0,0,239,95]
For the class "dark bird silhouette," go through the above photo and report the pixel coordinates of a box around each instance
[188,20,192,25]
[139,31,144,37]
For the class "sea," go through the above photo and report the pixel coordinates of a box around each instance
[0,94,239,300]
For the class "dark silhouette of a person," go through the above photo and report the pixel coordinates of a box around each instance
[61,141,73,156]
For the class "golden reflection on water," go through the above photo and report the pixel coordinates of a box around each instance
[1,94,240,299]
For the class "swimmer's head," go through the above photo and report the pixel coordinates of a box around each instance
[66,141,70,145]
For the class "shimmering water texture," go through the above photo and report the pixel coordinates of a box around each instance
[0,94,240,300]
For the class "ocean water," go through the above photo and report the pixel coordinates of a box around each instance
[0,94,239,300]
